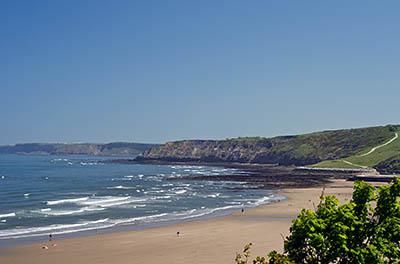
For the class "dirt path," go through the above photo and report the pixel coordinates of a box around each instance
[359,133,398,157]
[341,160,368,169]
[342,132,398,169]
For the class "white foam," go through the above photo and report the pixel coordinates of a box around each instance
[0,220,6,223]
[107,185,135,190]
[80,162,98,166]
[167,205,241,221]
[111,178,132,181]
[122,204,147,209]
[113,213,168,225]
[80,196,131,206]
[225,201,242,205]
[47,197,89,205]
[207,205,239,213]
[42,208,87,216]
[253,196,270,206]
[38,206,105,217]
[78,196,147,208]
[175,190,187,195]
[24,193,30,197]
[51,158,69,162]
[171,209,197,217]
[0,213,16,218]
[0,218,110,239]
[1,176,5,179]
[85,207,106,212]
[98,200,134,208]
[42,224,115,237]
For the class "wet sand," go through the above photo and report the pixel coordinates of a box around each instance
[0,180,355,264]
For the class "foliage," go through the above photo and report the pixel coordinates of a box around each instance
[236,179,400,263]
[235,244,294,264]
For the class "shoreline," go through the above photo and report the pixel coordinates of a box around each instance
[0,188,287,248]
[0,195,286,248]
[107,159,360,189]
[0,179,356,264]
[0,157,341,248]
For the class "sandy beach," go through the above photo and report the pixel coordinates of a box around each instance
[0,179,355,264]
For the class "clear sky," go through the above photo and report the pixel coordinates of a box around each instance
[1,1,400,145]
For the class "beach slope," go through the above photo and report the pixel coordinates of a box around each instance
[0,180,354,264]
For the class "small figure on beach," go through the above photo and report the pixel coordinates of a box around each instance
[177,231,180,237]
[49,233,52,241]
[241,208,244,213]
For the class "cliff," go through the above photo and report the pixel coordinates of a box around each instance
[136,125,400,166]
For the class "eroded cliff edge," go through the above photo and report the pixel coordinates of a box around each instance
[136,125,399,166]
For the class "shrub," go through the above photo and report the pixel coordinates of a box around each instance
[236,179,400,263]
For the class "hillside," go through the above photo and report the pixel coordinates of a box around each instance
[0,142,161,157]
[136,125,400,168]
[374,154,400,174]
[311,125,400,173]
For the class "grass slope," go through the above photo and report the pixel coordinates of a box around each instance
[139,124,400,166]
[311,126,400,169]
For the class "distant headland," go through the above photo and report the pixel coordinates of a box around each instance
[133,124,400,175]
[2,125,400,175]
[0,142,161,157]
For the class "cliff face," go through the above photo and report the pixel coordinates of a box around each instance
[137,125,398,166]
[0,142,161,156]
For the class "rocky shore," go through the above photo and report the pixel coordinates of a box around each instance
[107,159,360,189]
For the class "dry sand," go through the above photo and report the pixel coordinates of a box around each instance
[0,180,355,264]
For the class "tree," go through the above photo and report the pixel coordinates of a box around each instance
[236,179,400,264]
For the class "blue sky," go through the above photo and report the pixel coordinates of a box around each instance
[1,1,400,145]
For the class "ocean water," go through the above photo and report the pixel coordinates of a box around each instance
[0,154,285,246]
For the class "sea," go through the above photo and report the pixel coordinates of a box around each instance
[0,154,285,246]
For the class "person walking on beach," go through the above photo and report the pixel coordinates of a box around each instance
[49,233,52,241]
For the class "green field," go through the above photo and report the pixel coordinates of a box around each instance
[311,127,400,169]
[310,160,362,169]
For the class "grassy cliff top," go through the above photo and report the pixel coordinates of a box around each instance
[310,125,400,170]
[138,124,400,167]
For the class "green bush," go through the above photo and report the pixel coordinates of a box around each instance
[236,179,400,263]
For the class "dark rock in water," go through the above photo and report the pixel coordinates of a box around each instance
[163,163,354,189]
